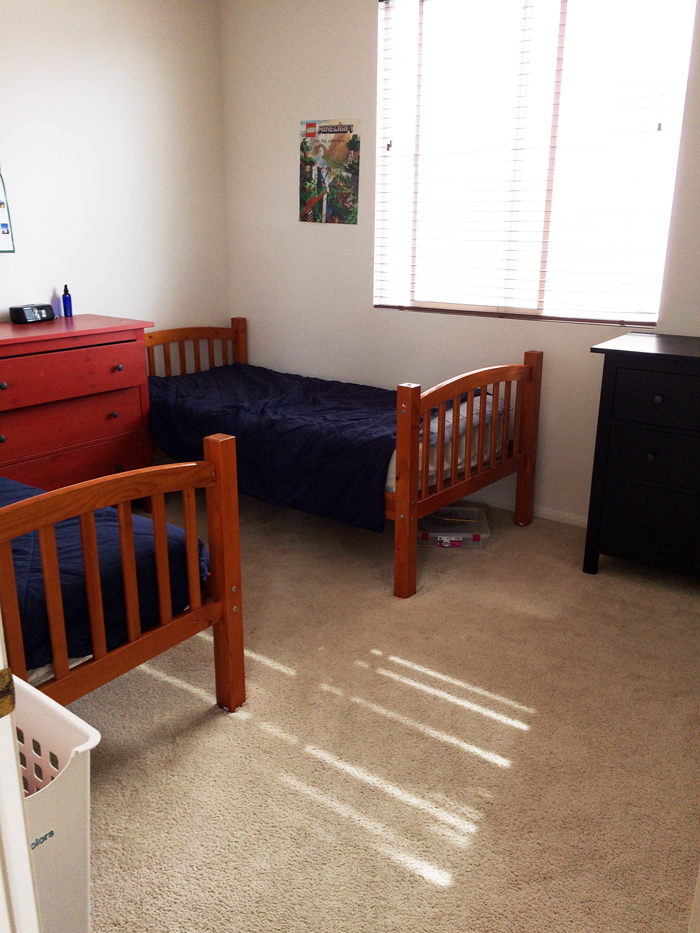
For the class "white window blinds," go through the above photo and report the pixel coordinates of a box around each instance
[374,0,697,324]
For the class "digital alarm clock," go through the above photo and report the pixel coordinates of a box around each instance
[9,304,56,324]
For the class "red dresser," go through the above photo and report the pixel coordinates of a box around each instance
[0,314,154,490]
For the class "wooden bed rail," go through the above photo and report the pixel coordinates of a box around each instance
[145,318,248,376]
[0,434,245,710]
[393,350,543,597]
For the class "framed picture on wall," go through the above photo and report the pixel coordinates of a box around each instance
[0,174,15,252]
[300,120,360,224]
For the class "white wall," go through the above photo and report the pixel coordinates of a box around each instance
[0,0,229,330]
[220,0,700,526]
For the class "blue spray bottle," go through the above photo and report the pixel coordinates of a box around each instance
[62,284,72,317]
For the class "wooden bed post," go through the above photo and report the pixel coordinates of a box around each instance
[230,318,248,364]
[204,434,246,711]
[514,350,543,527]
[394,384,421,598]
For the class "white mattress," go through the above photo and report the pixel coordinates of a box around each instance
[385,394,505,492]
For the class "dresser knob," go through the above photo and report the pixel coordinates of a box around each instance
[653,394,663,404]
[646,452,656,462]
[0,436,5,443]
[0,382,7,390]
[111,411,119,419]
[115,464,123,472]
[115,363,123,372]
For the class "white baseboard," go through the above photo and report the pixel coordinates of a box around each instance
[533,506,587,528]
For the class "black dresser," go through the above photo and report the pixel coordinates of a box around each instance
[584,332,700,575]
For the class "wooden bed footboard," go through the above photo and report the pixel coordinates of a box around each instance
[0,434,245,710]
[390,351,543,598]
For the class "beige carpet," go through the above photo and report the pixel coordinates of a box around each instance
[69,495,700,933]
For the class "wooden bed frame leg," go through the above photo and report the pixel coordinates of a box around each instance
[394,384,421,598]
[514,350,543,527]
[204,434,246,711]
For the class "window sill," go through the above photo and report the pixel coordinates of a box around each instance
[375,303,658,328]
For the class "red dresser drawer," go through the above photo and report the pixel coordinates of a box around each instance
[0,433,147,491]
[0,339,145,411]
[0,388,143,465]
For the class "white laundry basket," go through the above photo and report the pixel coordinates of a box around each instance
[13,676,101,933]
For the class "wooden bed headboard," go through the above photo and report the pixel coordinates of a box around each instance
[145,318,248,377]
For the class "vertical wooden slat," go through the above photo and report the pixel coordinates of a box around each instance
[465,390,475,478]
[513,381,525,457]
[38,526,70,680]
[163,342,172,378]
[182,488,202,611]
[421,412,431,498]
[204,434,246,711]
[179,340,187,376]
[150,493,173,626]
[450,393,460,485]
[436,402,446,492]
[79,512,107,660]
[501,381,512,461]
[147,345,156,377]
[476,387,488,472]
[208,339,216,370]
[394,384,421,599]
[222,339,230,366]
[194,340,202,372]
[0,540,28,680]
[117,502,141,641]
[489,382,500,467]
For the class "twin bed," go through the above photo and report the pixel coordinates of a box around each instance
[0,316,541,706]
[146,319,543,598]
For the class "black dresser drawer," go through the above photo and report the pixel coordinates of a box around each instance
[613,368,700,429]
[600,479,700,564]
[607,424,700,491]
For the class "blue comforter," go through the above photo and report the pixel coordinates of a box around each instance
[0,476,209,671]
[148,364,398,532]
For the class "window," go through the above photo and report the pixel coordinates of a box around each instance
[374,0,697,324]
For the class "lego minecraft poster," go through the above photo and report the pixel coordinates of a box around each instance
[300,120,360,224]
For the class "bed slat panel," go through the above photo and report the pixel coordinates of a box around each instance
[117,502,141,641]
[38,526,70,680]
[0,540,28,680]
[489,382,500,468]
[147,345,156,378]
[208,340,216,370]
[183,488,202,611]
[79,512,107,660]
[179,341,187,377]
[151,493,173,626]
[194,340,202,372]
[222,340,230,366]
[163,342,172,378]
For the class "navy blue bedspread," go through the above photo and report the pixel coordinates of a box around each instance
[148,364,398,532]
[0,476,209,671]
